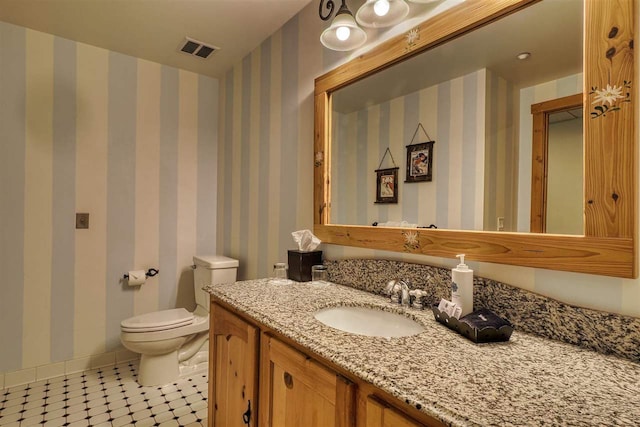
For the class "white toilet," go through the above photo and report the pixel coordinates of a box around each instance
[120,255,239,386]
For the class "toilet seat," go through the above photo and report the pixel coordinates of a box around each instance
[121,308,194,333]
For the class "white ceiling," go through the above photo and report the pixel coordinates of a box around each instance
[0,0,313,79]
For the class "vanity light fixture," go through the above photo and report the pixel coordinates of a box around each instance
[356,0,409,28]
[517,51,531,60]
[319,0,367,51]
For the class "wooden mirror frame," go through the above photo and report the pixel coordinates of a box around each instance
[314,0,636,278]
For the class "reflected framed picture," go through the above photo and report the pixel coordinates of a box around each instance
[405,141,435,183]
[375,167,399,204]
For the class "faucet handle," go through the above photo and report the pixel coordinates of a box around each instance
[409,289,428,310]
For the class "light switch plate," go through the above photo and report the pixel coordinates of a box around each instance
[76,213,89,229]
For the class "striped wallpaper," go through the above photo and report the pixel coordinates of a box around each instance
[0,22,218,373]
[216,7,344,281]
[217,2,639,319]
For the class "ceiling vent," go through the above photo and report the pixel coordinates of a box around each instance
[179,37,219,59]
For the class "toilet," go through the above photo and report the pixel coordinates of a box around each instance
[120,255,239,386]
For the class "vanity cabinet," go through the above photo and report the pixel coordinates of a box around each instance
[208,302,259,427]
[365,395,425,427]
[209,299,439,427]
[259,333,356,427]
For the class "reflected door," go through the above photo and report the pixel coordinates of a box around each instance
[530,94,583,234]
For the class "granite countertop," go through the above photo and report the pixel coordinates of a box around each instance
[205,279,640,427]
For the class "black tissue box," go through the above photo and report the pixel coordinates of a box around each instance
[287,250,322,282]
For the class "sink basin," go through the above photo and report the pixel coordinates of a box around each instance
[313,306,425,338]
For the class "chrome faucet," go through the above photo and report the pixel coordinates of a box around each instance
[384,279,411,307]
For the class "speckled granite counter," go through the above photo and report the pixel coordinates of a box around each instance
[205,279,640,427]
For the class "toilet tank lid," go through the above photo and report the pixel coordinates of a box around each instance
[193,255,239,269]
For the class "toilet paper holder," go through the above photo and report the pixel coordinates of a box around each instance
[123,268,159,280]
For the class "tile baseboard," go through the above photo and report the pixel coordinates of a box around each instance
[1,348,139,390]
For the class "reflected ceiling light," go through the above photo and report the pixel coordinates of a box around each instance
[319,0,367,51]
[356,0,409,28]
[517,52,531,60]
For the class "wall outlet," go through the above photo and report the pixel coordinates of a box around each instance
[497,217,504,231]
[76,213,89,229]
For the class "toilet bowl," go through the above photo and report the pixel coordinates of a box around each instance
[120,307,209,386]
[120,255,238,386]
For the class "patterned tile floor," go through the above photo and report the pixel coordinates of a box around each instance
[0,362,208,426]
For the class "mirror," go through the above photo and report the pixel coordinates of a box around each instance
[329,0,583,233]
[314,0,635,278]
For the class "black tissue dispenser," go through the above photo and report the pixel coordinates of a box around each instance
[432,307,514,343]
[287,250,322,282]
[288,229,323,282]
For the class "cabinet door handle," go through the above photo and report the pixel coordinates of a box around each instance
[242,400,251,426]
[283,371,294,389]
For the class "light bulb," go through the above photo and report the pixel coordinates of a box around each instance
[374,0,390,16]
[336,26,351,41]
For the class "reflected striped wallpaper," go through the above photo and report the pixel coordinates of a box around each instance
[331,69,487,231]
[329,67,516,233]
[483,68,516,232]
[0,22,218,373]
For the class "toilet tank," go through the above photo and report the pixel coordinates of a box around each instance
[193,255,239,311]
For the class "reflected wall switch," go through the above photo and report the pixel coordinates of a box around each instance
[497,217,504,231]
[76,213,89,229]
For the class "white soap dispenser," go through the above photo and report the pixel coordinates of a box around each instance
[451,254,474,317]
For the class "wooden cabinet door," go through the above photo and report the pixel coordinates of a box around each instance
[259,334,356,427]
[209,303,259,427]
[366,395,425,427]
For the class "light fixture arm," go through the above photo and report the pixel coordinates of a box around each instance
[319,0,349,21]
